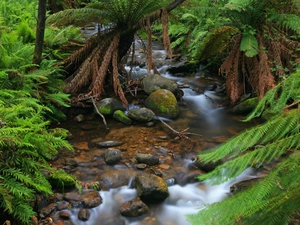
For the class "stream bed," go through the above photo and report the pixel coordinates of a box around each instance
[48,40,260,225]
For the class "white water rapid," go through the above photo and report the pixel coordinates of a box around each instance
[67,169,256,225]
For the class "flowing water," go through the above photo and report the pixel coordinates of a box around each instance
[52,40,259,225]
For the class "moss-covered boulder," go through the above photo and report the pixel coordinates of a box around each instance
[232,97,258,114]
[145,89,179,119]
[113,110,132,124]
[134,173,169,203]
[95,98,126,116]
[142,74,178,94]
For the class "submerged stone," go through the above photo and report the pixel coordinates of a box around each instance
[95,98,126,115]
[98,140,123,148]
[104,148,122,165]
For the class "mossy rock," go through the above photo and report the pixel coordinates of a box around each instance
[145,89,179,119]
[142,74,178,94]
[232,97,258,114]
[95,98,126,116]
[113,110,132,125]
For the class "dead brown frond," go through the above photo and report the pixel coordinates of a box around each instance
[219,34,243,104]
[257,33,275,99]
[161,8,173,59]
[65,45,101,93]
[62,34,99,73]
[90,33,120,99]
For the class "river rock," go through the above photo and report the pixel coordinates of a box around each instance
[98,140,123,148]
[96,98,126,116]
[142,74,179,94]
[134,173,169,203]
[39,203,58,218]
[104,148,122,165]
[120,198,149,217]
[78,208,90,221]
[232,97,258,114]
[81,191,102,208]
[113,110,132,124]
[59,211,71,219]
[99,169,137,190]
[136,153,159,166]
[193,158,222,173]
[145,89,179,119]
[127,107,155,122]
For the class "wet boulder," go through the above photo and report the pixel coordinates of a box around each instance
[99,169,137,190]
[136,153,159,166]
[145,89,179,119]
[81,191,102,208]
[39,203,58,218]
[96,98,126,116]
[119,198,149,217]
[78,208,90,221]
[113,110,132,124]
[134,173,169,203]
[128,107,155,122]
[104,148,122,165]
[142,74,178,94]
[232,97,258,114]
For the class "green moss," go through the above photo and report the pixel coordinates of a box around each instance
[98,105,112,115]
[113,110,132,124]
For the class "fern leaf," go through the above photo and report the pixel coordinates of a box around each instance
[240,32,258,57]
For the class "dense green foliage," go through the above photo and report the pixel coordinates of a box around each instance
[0,0,81,223]
[188,70,300,224]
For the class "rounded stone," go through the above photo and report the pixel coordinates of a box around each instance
[145,89,179,119]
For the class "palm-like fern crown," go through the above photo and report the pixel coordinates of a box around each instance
[47,0,170,32]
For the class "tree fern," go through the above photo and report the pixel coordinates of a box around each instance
[188,69,300,224]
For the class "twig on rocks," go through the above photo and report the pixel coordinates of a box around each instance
[156,116,202,140]
[90,96,109,130]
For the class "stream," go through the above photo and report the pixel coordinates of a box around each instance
[50,40,259,225]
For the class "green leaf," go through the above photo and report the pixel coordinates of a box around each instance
[240,32,258,57]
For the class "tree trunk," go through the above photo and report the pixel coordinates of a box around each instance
[33,0,47,66]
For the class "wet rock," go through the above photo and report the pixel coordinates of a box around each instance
[230,178,260,194]
[232,97,258,114]
[63,192,81,202]
[193,158,222,173]
[136,163,148,170]
[136,153,159,166]
[120,198,149,217]
[59,211,71,219]
[74,114,85,122]
[113,110,132,124]
[81,191,102,208]
[167,60,199,74]
[39,203,58,218]
[142,74,179,94]
[134,173,169,203]
[99,169,137,190]
[96,98,126,116]
[78,208,90,221]
[145,89,179,119]
[98,140,123,148]
[104,148,122,165]
[128,107,155,122]
[57,201,71,210]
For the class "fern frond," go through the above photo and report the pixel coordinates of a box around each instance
[246,70,300,120]
[46,8,104,27]
[240,32,258,57]
[198,109,300,168]
[189,152,300,225]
